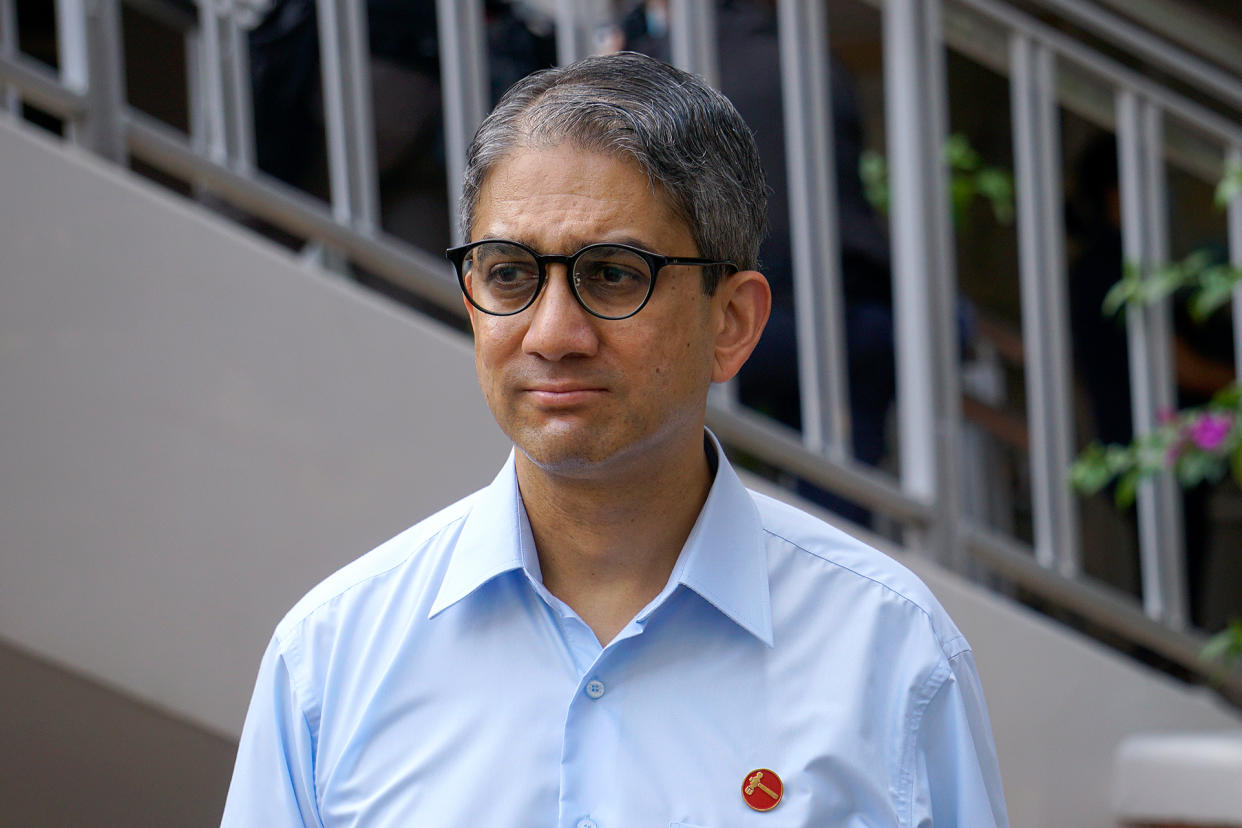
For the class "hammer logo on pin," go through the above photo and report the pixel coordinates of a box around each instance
[741,768,783,811]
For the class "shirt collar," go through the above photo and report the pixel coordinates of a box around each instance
[664,430,773,646]
[428,432,773,647]
[428,451,530,617]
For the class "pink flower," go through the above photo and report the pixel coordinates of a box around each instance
[1188,412,1233,452]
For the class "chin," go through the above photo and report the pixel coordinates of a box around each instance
[515,433,614,477]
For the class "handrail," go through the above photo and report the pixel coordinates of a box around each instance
[0,54,88,119]
[706,405,937,527]
[953,0,1242,147]
[124,109,466,320]
[964,522,1242,700]
[1029,0,1242,114]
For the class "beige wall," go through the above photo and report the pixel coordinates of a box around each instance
[0,117,510,739]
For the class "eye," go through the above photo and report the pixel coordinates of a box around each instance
[575,252,650,296]
[471,244,539,295]
[486,261,538,286]
[584,262,643,287]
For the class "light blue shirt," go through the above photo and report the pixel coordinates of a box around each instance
[223,435,1008,827]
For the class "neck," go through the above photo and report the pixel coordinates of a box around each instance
[516,433,714,645]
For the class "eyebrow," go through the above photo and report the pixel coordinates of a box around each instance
[488,234,663,254]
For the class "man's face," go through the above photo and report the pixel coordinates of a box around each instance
[466,143,722,480]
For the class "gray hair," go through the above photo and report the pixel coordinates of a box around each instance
[459,51,767,293]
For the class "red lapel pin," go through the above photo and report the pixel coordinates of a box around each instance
[741,768,783,811]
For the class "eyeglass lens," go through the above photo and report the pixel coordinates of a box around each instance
[463,242,653,318]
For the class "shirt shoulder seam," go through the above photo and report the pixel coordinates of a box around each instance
[761,524,942,630]
[275,508,472,645]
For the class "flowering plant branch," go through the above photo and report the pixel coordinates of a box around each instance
[1070,385,1242,508]
[1070,164,1242,667]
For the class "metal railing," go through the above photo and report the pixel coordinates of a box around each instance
[2,0,1239,696]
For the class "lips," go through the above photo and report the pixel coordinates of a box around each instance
[521,381,608,407]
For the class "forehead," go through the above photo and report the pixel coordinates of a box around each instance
[471,143,693,252]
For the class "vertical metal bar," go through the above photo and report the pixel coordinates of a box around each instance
[1,0,19,115]
[339,0,376,231]
[1229,146,1242,374]
[885,0,938,504]
[925,0,966,568]
[221,10,254,170]
[185,27,207,158]
[195,0,227,165]
[776,0,850,456]
[554,0,590,66]
[1010,35,1080,576]
[316,0,379,232]
[316,0,349,222]
[884,0,958,561]
[56,0,90,93]
[1116,90,1188,626]
[56,0,126,161]
[669,0,719,88]
[437,0,487,245]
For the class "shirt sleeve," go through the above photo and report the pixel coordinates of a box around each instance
[221,635,323,828]
[910,648,1010,828]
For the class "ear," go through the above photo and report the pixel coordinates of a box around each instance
[710,270,771,383]
[462,291,478,333]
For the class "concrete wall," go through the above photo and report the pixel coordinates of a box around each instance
[0,117,510,739]
[2,117,1240,828]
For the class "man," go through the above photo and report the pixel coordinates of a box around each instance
[222,52,1008,826]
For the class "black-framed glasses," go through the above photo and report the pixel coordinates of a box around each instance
[446,238,736,320]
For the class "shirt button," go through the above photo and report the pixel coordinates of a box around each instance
[577,819,597,828]
[584,679,605,699]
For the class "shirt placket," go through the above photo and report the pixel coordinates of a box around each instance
[550,603,650,828]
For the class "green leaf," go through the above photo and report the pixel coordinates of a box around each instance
[859,151,889,214]
[1187,265,1238,321]
[1176,450,1226,488]
[1114,468,1140,508]
[1214,164,1242,210]
[1211,383,1242,409]
[944,134,980,172]
[1149,264,1187,303]
[1070,444,1116,494]
[975,168,1015,225]
[1102,266,1142,318]
[1202,619,1242,667]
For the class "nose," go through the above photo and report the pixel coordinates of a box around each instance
[521,265,599,361]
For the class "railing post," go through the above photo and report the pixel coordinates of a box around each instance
[554,0,594,67]
[776,0,850,457]
[1116,89,1188,628]
[884,0,962,564]
[1010,34,1080,576]
[194,0,254,171]
[1,0,18,115]
[436,0,487,245]
[315,0,379,234]
[55,0,126,162]
[222,2,254,171]
[669,0,718,89]
[1229,146,1242,374]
